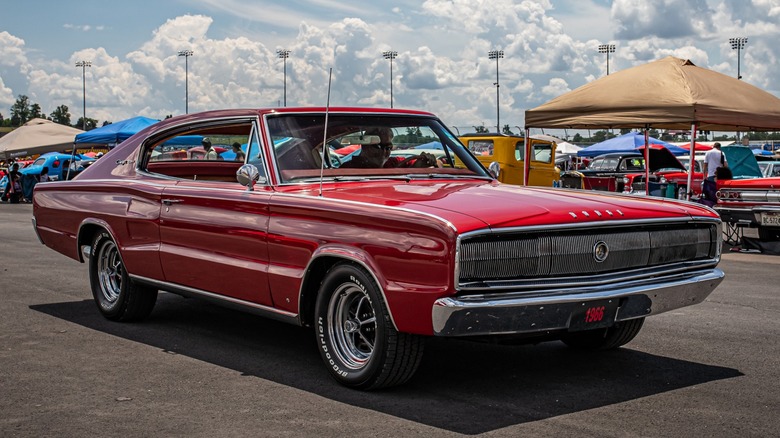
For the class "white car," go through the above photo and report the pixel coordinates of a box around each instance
[758,161,780,178]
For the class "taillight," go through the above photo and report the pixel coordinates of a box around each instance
[53,160,60,167]
[716,190,741,200]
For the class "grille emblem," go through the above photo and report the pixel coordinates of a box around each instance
[593,241,609,263]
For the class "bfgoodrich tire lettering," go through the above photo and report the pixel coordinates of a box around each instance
[314,263,424,390]
[562,317,645,350]
[89,231,157,322]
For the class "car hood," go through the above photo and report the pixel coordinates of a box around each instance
[315,180,715,232]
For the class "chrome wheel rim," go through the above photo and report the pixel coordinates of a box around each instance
[96,240,122,305]
[327,283,377,370]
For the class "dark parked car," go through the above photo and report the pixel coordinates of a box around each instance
[32,108,724,389]
[561,148,685,192]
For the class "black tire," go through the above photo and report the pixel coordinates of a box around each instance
[758,226,780,241]
[562,317,645,350]
[89,231,157,322]
[314,263,424,390]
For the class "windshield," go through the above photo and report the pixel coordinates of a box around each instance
[266,114,489,183]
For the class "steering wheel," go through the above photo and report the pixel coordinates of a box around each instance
[398,152,438,168]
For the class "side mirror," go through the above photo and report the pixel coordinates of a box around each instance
[488,161,501,179]
[236,164,265,191]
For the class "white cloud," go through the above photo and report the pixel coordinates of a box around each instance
[0,76,14,109]
[1,1,779,131]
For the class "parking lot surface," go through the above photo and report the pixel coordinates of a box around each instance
[1,203,778,437]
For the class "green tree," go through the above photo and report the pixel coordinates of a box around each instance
[502,124,513,135]
[50,105,71,125]
[102,120,113,127]
[591,130,608,143]
[572,133,583,142]
[10,94,32,126]
[74,116,99,131]
[474,125,488,133]
[30,103,44,120]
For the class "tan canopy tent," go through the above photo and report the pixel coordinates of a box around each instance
[0,118,84,160]
[523,56,780,194]
[525,56,780,131]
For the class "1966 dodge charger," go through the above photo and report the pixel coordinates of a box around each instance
[32,108,725,389]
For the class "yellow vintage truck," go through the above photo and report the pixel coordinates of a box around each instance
[458,134,559,186]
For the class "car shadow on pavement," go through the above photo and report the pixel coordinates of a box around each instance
[32,293,743,435]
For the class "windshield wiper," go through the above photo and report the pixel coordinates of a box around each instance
[405,173,492,180]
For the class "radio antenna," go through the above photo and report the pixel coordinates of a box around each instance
[319,67,333,197]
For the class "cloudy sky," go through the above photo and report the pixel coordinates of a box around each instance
[0,0,778,134]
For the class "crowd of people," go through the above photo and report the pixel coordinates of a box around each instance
[1,157,56,204]
[1,159,30,203]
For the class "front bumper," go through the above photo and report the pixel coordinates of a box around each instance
[432,268,724,336]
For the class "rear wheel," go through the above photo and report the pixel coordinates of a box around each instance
[562,317,645,350]
[89,231,157,321]
[315,263,424,390]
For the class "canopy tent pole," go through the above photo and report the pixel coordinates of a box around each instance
[686,124,697,201]
[644,127,650,196]
[66,143,77,180]
[523,128,530,186]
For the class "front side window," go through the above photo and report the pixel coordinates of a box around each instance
[531,142,552,163]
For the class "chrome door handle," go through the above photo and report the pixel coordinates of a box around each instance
[161,199,183,206]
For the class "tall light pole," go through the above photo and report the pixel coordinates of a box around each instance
[75,60,92,130]
[598,44,615,76]
[382,50,398,108]
[729,37,747,79]
[277,49,291,107]
[178,50,193,113]
[488,49,503,133]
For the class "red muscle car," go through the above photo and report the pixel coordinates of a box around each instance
[714,146,780,241]
[32,108,725,389]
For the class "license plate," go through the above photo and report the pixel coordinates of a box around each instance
[760,212,780,226]
[568,299,619,332]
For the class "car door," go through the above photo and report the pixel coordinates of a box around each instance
[159,180,273,306]
[153,119,275,306]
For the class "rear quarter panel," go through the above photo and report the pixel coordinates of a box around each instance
[33,179,167,280]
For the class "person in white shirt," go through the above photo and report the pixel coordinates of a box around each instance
[702,142,727,182]
[202,137,219,160]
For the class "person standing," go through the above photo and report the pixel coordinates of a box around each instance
[231,142,246,162]
[202,138,218,160]
[702,142,727,182]
[2,163,21,203]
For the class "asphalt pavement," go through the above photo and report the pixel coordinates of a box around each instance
[1,203,778,437]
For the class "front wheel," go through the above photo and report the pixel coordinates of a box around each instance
[562,317,645,350]
[89,231,157,321]
[315,263,424,390]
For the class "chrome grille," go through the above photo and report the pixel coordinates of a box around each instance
[458,223,717,286]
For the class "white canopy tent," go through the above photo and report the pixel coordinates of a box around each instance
[0,119,83,160]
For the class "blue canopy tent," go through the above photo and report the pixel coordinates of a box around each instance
[577,132,688,157]
[74,116,200,147]
[74,116,160,147]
